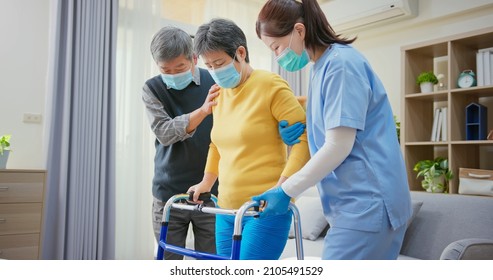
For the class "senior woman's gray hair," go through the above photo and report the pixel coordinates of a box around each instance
[194,18,250,63]
[150,26,193,62]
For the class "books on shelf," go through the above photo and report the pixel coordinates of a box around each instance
[441,107,447,141]
[430,107,447,142]
[431,108,440,141]
[476,47,493,86]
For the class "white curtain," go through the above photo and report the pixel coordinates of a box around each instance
[115,0,162,259]
[272,58,310,96]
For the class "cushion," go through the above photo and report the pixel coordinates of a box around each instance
[407,200,423,227]
[289,195,328,241]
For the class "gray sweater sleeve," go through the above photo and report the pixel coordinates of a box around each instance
[142,83,194,146]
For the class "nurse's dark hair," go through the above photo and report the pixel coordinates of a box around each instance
[256,0,356,50]
[194,18,250,63]
[150,26,193,63]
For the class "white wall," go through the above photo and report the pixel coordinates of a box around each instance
[322,0,493,120]
[0,0,50,169]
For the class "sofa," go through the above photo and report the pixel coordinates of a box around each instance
[281,188,493,260]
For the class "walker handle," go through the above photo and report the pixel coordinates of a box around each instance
[188,191,212,203]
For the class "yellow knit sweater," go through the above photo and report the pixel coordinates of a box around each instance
[205,70,310,209]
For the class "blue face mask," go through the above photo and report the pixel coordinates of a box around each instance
[276,31,310,72]
[161,69,193,90]
[208,56,242,89]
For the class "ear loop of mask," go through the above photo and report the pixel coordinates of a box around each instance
[287,30,295,49]
[233,49,245,84]
[277,28,302,60]
[289,28,306,55]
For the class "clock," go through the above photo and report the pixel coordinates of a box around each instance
[457,70,477,88]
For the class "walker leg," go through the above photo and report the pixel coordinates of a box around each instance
[288,203,304,260]
[231,236,242,260]
[156,222,168,260]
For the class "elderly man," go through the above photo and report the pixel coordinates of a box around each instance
[142,26,219,260]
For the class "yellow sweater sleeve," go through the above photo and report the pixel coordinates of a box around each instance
[270,75,311,177]
[204,141,219,176]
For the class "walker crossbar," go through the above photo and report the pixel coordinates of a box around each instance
[158,242,231,260]
[156,193,304,260]
[169,203,260,218]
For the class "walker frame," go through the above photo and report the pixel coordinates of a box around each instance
[156,194,304,260]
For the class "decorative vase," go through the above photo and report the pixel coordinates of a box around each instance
[420,82,433,93]
[0,150,10,169]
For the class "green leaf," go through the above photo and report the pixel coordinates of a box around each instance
[416,71,439,85]
[414,157,453,188]
[0,134,12,155]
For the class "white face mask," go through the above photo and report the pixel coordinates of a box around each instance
[161,69,193,90]
[208,52,242,88]
[160,61,194,90]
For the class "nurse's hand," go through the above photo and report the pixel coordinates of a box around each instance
[279,120,305,146]
[252,186,291,218]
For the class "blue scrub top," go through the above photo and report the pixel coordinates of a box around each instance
[307,43,412,231]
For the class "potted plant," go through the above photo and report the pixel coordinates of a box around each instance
[0,134,12,169]
[413,157,453,193]
[416,71,438,93]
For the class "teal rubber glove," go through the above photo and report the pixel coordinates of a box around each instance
[252,186,291,218]
[279,120,305,146]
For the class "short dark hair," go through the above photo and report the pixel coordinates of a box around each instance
[256,0,355,50]
[194,18,250,63]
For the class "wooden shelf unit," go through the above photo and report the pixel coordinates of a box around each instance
[401,27,493,193]
[0,169,46,259]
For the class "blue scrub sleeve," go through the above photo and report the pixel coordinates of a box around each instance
[322,70,370,131]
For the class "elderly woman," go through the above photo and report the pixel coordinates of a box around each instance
[188,18,310,260]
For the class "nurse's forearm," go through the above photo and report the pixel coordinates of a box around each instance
[281,126,356,198]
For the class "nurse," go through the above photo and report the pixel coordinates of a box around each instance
[252,0,412,260]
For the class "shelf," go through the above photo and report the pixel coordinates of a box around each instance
[402,41,448,57]
[405,141,448,146]
[451,140,493,145]
[451,28,493,51]
[405,91,448,101]
[450,86,493,97]
[401,27,493,194]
